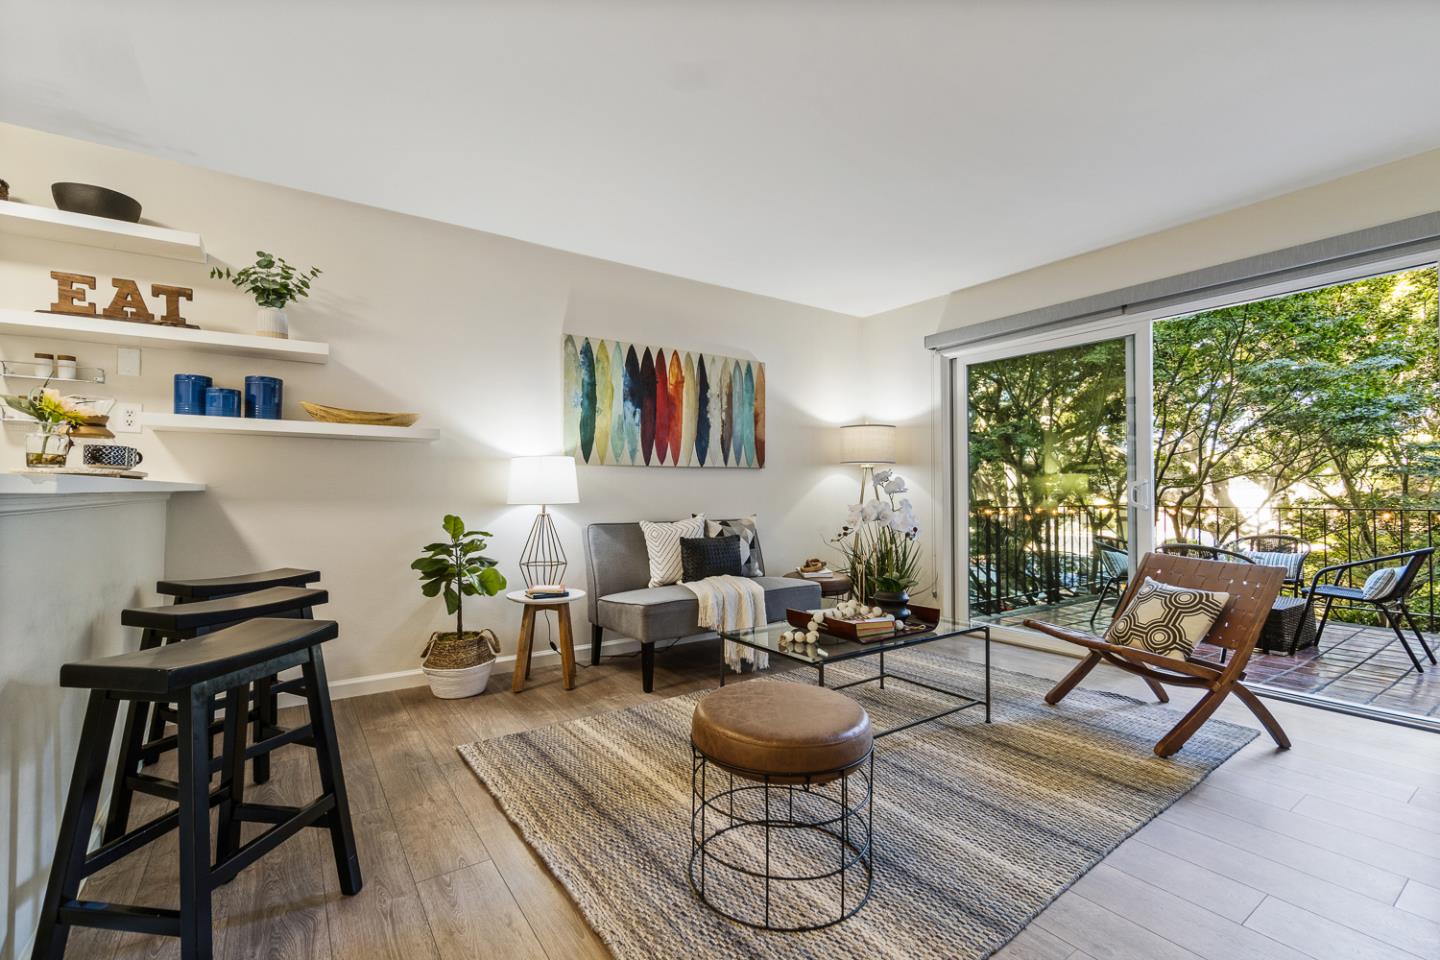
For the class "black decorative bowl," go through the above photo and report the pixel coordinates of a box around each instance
[51,182,142,222]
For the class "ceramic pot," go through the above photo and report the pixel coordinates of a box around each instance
[256,306,289,339]
[869,589,912,622]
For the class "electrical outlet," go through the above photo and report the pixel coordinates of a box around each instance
[117,347,141,377]
[112,402,141,433]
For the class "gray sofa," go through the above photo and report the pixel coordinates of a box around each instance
[584,521,821,691]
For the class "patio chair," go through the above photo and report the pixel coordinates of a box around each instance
[1024,552,1288,758]
[1228,534,1310,595]
[1089,535,1130,627]
[1299,547,1438,672]
[1159,543,1313,656]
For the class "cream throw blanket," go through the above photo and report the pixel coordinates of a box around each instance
[683,575,769,673]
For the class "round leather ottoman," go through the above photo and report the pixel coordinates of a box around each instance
[688,682,875,931]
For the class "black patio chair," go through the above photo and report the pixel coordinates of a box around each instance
[1299,547,1437,672]
[1089,535,1130,627]
[1227,534,1310,595]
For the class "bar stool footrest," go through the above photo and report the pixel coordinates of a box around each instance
[59,901,180,937]
[211,796,336,887]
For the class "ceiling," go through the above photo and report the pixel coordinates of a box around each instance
[4,1,1440,316]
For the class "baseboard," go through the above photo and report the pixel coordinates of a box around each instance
[313,633,690,702]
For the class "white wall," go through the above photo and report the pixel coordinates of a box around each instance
[866,145,1440,622]
[0,122,871,693]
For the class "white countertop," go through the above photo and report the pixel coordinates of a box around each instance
[0,472,205,496]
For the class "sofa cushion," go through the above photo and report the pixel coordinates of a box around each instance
[595,576,822,642]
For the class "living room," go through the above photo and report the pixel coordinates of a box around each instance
[3,4,1439,960]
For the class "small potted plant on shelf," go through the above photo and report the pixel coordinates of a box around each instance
[2,387,89,468]
[412,514,508,698]
[210,250,321,340]
[830,469,923,619]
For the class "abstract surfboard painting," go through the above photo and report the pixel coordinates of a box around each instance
[563,335,765,468]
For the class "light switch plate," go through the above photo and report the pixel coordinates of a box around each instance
[117,347,141,377]
[112,402,141,433]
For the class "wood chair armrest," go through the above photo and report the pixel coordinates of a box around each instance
[1023,618,1221,680]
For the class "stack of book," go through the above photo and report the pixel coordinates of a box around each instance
[525,584,569,600]
[828,614,897,639]
[799,568,835,579]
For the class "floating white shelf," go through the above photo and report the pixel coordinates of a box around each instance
[0,201,207,262]
[141,412,438,442]
[0,309,330,363]
[1,359,106,383]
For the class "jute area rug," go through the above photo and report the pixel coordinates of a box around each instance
[459,650,1256,959]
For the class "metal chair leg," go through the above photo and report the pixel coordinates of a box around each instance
[1383,608,1426,673]
[1399,604,1438,664]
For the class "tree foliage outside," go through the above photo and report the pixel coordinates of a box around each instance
[967,265,1440,618]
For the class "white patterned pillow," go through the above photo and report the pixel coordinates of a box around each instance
[639,516,705,587]
[1361,566,1402,600]
[1105,577,1230,661]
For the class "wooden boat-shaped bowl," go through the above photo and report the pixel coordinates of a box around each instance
[300,401,420,428]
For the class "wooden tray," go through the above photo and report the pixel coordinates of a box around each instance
[786,604,941,644]
[300,401,419,427]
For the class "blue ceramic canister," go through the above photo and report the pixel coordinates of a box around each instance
[204,387,241,417]
[173,374,212,415]
[244,375,283,419]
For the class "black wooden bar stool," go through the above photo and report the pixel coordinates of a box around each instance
[106,586,328,842]
[33,617,362,960]
[156,567,321,602]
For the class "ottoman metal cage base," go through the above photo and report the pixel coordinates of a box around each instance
[688,743,874,932]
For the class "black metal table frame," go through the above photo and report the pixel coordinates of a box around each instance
[721,623,991,738]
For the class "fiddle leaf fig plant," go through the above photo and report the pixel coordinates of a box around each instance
[411,514,506,638]
[210,250,321,309]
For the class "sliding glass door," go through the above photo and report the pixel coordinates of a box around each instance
[954,322,1153,636]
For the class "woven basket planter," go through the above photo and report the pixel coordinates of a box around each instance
[422,628,501,699]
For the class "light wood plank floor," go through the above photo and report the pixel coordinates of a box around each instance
[70,638,1440,960]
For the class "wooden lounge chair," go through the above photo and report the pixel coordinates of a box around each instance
[1023,552,1288,758]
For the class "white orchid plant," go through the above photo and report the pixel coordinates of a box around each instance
[830,469,923,602]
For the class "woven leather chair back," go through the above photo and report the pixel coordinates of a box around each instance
[1115,553,1283,653]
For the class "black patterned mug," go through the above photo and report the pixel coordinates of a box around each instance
[83,444,144,470]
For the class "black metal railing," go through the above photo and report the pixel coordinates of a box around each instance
[969,503,1440,629]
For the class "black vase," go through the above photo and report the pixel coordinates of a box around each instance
[869,590,912,623]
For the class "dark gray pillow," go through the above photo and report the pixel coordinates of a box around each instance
[704,516,763,576]
[680,536,742,582]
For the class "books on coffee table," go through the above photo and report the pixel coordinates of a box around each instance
[525,584,570,599]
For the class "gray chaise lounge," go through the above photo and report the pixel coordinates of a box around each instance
[584,521,822,691]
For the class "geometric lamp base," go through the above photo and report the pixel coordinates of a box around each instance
[519,507,567,588]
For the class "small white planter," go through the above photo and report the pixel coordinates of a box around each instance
[256,306,289,339]
[422,659,496,699]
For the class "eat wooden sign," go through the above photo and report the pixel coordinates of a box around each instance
[43,271,197,329]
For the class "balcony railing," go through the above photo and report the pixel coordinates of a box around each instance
[968,503,1440,629]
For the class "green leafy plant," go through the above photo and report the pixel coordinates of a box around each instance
[2,386,88,428]
[411,514,506,638]
[210,251,321,309]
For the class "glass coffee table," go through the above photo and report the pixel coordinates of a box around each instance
[717,617,991,738]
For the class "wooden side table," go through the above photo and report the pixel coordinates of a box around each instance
[783,570,853,600]
[507,589,586,693]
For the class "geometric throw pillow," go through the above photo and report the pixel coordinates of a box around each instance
[1361,565,1402,600]
[639,515,706,587]
[1104,577,1230,661]
[680,536,742,582]
[704,515,763,576]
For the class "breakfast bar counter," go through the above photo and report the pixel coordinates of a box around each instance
[0,471,203,954]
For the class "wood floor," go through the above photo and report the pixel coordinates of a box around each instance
[67,638,1440,960]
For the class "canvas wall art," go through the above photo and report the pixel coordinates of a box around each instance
[562,335,765,468]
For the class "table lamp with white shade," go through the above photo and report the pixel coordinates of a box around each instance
[839,423,896,501]
[507,455,579,587]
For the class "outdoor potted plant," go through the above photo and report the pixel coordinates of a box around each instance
[411,514,507,698]
[211,250,321,339]
[2,387,89,468]
[830,469,923,619]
